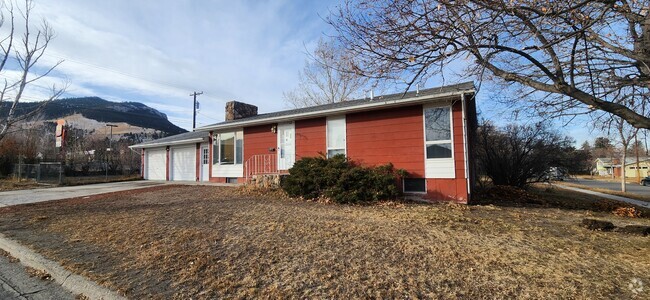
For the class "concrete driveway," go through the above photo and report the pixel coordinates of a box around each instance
[0,181,166,207]
[566,178,650,197]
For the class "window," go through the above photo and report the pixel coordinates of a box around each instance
[424,107,452,159]
[403,178,426,193]
[202,147,209,164]
[327,116,346,158]
[214,132,243,165]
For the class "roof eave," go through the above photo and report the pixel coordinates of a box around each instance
[129,137,206,149]
[195,88,474,132]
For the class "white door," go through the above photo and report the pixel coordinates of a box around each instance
[200,144,210,181]
[277,122,295,170]
[170,146,196,181]
[145,148,166,180]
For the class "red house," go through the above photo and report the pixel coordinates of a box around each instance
[130,82,477,203]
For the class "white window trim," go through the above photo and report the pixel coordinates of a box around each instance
[213,130,244,166]
[202,147,209,165]
[423,103,456,179]
[326,115,347,158]
[423,104,454,161]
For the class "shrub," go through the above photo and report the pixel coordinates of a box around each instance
[281,154,405,203]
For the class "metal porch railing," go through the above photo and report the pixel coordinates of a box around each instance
[244,154,288,181]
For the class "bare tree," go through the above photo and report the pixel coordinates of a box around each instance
[0,0,65,142]
[284,39,368,108]
[329,0,650,128]
[603,115,639,192]
[476,121,576,187]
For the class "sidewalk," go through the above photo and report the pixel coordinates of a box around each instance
[0,234,124,300]
[0,254,75,300]
[557,185,650,209]
[0,181,165,207]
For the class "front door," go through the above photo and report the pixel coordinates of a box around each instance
[277,122,295,170]
[200,144,210,181]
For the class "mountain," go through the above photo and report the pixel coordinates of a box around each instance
[2,97,187,135]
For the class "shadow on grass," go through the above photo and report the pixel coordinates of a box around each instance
[472,184,650,218]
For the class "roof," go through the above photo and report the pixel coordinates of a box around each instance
[196,81,475,132]
[129,130,207,149]
[129,82,475,149]
[596,157,650,166]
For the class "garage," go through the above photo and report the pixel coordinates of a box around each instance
[170,146,196,181]
[145,148,166,180]
[130,131,208,182]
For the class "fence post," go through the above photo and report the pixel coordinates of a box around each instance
[18,158,21,182]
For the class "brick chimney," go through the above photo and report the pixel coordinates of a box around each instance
[225,101,258,121]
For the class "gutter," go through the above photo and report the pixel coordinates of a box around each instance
[195,89,475,132]
[129,137,206,149]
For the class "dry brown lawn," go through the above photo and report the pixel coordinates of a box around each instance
[0,178,44,191]
[0,185,648,299]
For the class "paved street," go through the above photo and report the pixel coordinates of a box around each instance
[565,178,650,197]
[0,255,74,300]
[0,181,166,207]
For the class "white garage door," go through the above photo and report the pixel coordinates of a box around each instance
[145,148,166,180]
[170,146,196,181]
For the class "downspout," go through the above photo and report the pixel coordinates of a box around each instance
[461,93,471,201]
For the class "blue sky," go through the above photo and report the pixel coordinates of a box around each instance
[10,0,337,129]
[3,0,594,144]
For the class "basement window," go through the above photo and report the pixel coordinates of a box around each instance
[403,178,426,193]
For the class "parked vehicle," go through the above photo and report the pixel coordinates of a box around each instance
[544,167,568,181]
[641,176,650,186]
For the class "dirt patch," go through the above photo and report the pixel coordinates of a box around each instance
[0,248,19,263]
[0,185,648,299]
[24,266,52,281]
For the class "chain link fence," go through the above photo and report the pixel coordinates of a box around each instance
[13,162,63,184]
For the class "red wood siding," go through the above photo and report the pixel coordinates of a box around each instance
[296,117,326,159]
[195,143,200,181]
[346,105,426,178]
[208,132,213,179]
[347,102,469,203]
[140,149,145,178]
[165,146,170,181]
[244,124,277,162]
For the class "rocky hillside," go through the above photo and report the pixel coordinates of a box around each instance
[2,97,186,135]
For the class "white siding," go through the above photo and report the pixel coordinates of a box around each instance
[425,158,455,178]
[213,164,243,178]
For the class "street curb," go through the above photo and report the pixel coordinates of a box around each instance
[0,233,125,300]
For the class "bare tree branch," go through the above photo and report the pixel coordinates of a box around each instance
[328,0,650,129]
[283,39,368,108]
[0,0,66,141]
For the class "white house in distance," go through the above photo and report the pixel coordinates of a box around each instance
[130,82,478,203]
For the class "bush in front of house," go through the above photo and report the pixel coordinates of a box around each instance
[281,154,405,203]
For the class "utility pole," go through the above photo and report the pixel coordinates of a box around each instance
[190,91,203,130]
[105,124,117,180]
